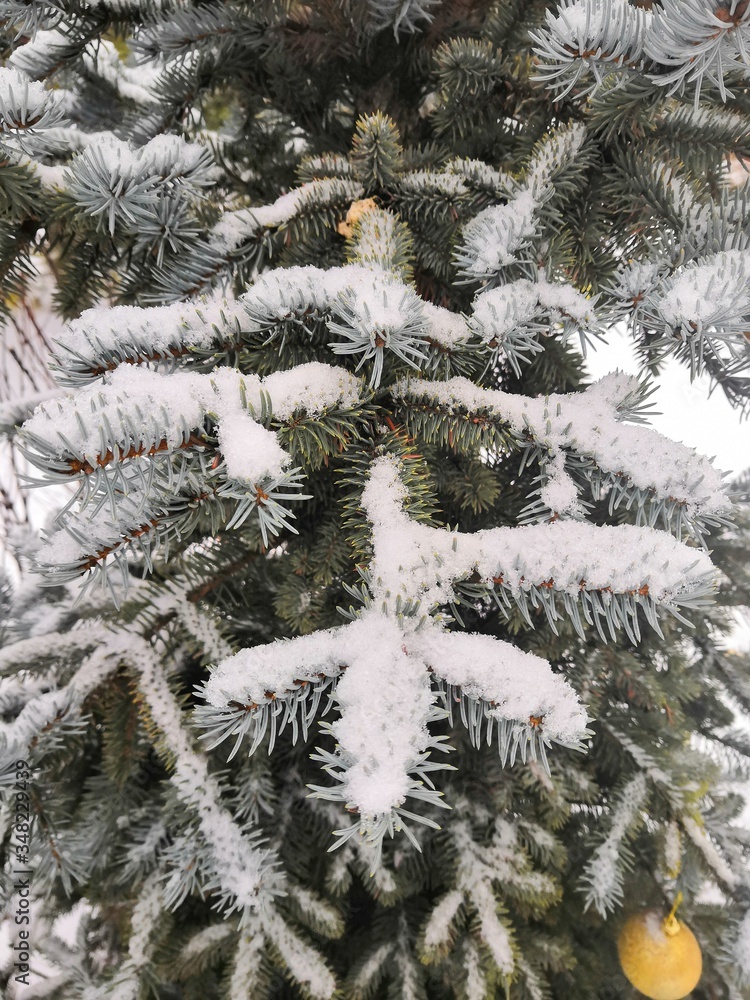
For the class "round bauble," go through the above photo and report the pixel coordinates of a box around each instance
[617,908,702,1000]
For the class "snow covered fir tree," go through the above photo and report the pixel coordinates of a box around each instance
[2,0,750,997]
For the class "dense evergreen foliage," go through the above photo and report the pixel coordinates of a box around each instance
[1,2,750,998]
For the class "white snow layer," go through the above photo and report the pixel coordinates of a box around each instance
[459,192,538,278]
[394,372,728,519]
[55,293,243,370]
[469,276,596,347]
[0,66,51,122]
[410,626,588,745]
[205,611,589,820]
[51,264,470,377]
[25,362,361,484]
[457,122,586,277]
[212,177,363,251]
[651,249,750,333]
[203,438,720,821]
[362,454,717,608]
[128,637,274,911]
[8,28,73,76]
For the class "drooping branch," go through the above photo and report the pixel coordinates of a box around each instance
[393,373,730,539]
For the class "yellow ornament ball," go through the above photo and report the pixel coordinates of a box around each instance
[617,908,702,1000]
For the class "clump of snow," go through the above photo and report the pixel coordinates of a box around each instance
[63,131,214,234]
[362,454,716,607]
[459,193,538,279]
[67,131,212,184]
[652,249,750,333]
[612,259,663,302]
[469,276,597,360]
[470,280,540,342]
[0,66,50,122]
[536,276,595,322]
[241,264,430,385]
[538,450,583,518]
[421,301,471,348]
[203,621,351,707]
[410,624,588,745]
[204,608,588,821]
[212,177,363,252]
[263,362,361,420]
[394,373,729,519]
[332,617,435,816]
[25,362,362,486]
[546,0,608,47]
[140,133,212,178]
[54,293,246,375]
[469,278,543,350]
[8,28,72,77]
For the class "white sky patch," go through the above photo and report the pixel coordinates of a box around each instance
[584,328,749,477]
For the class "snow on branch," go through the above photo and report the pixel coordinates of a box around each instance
[49,264,470,391]
[25,366,241,474]
[0,625,110,675]
[394,372,730,540]
[197,445,721,848]
[212,178,364,255]
[0,65,67,156]
[198,609,589,857]
[469,275,603,373]
[533,0,750,105]
[50,293,248,386]
[237,264,470,385]
[35,362,360,468]
[153,176,368,299]
[455,123,587,281]
[24,362,362,574]
[0,637,126,771]
[363,453,717,640]
[625,249,750,391]
[580,773,648,916]
[196,454,597,853]
[64,131,216,236]
[125,636,281,917]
